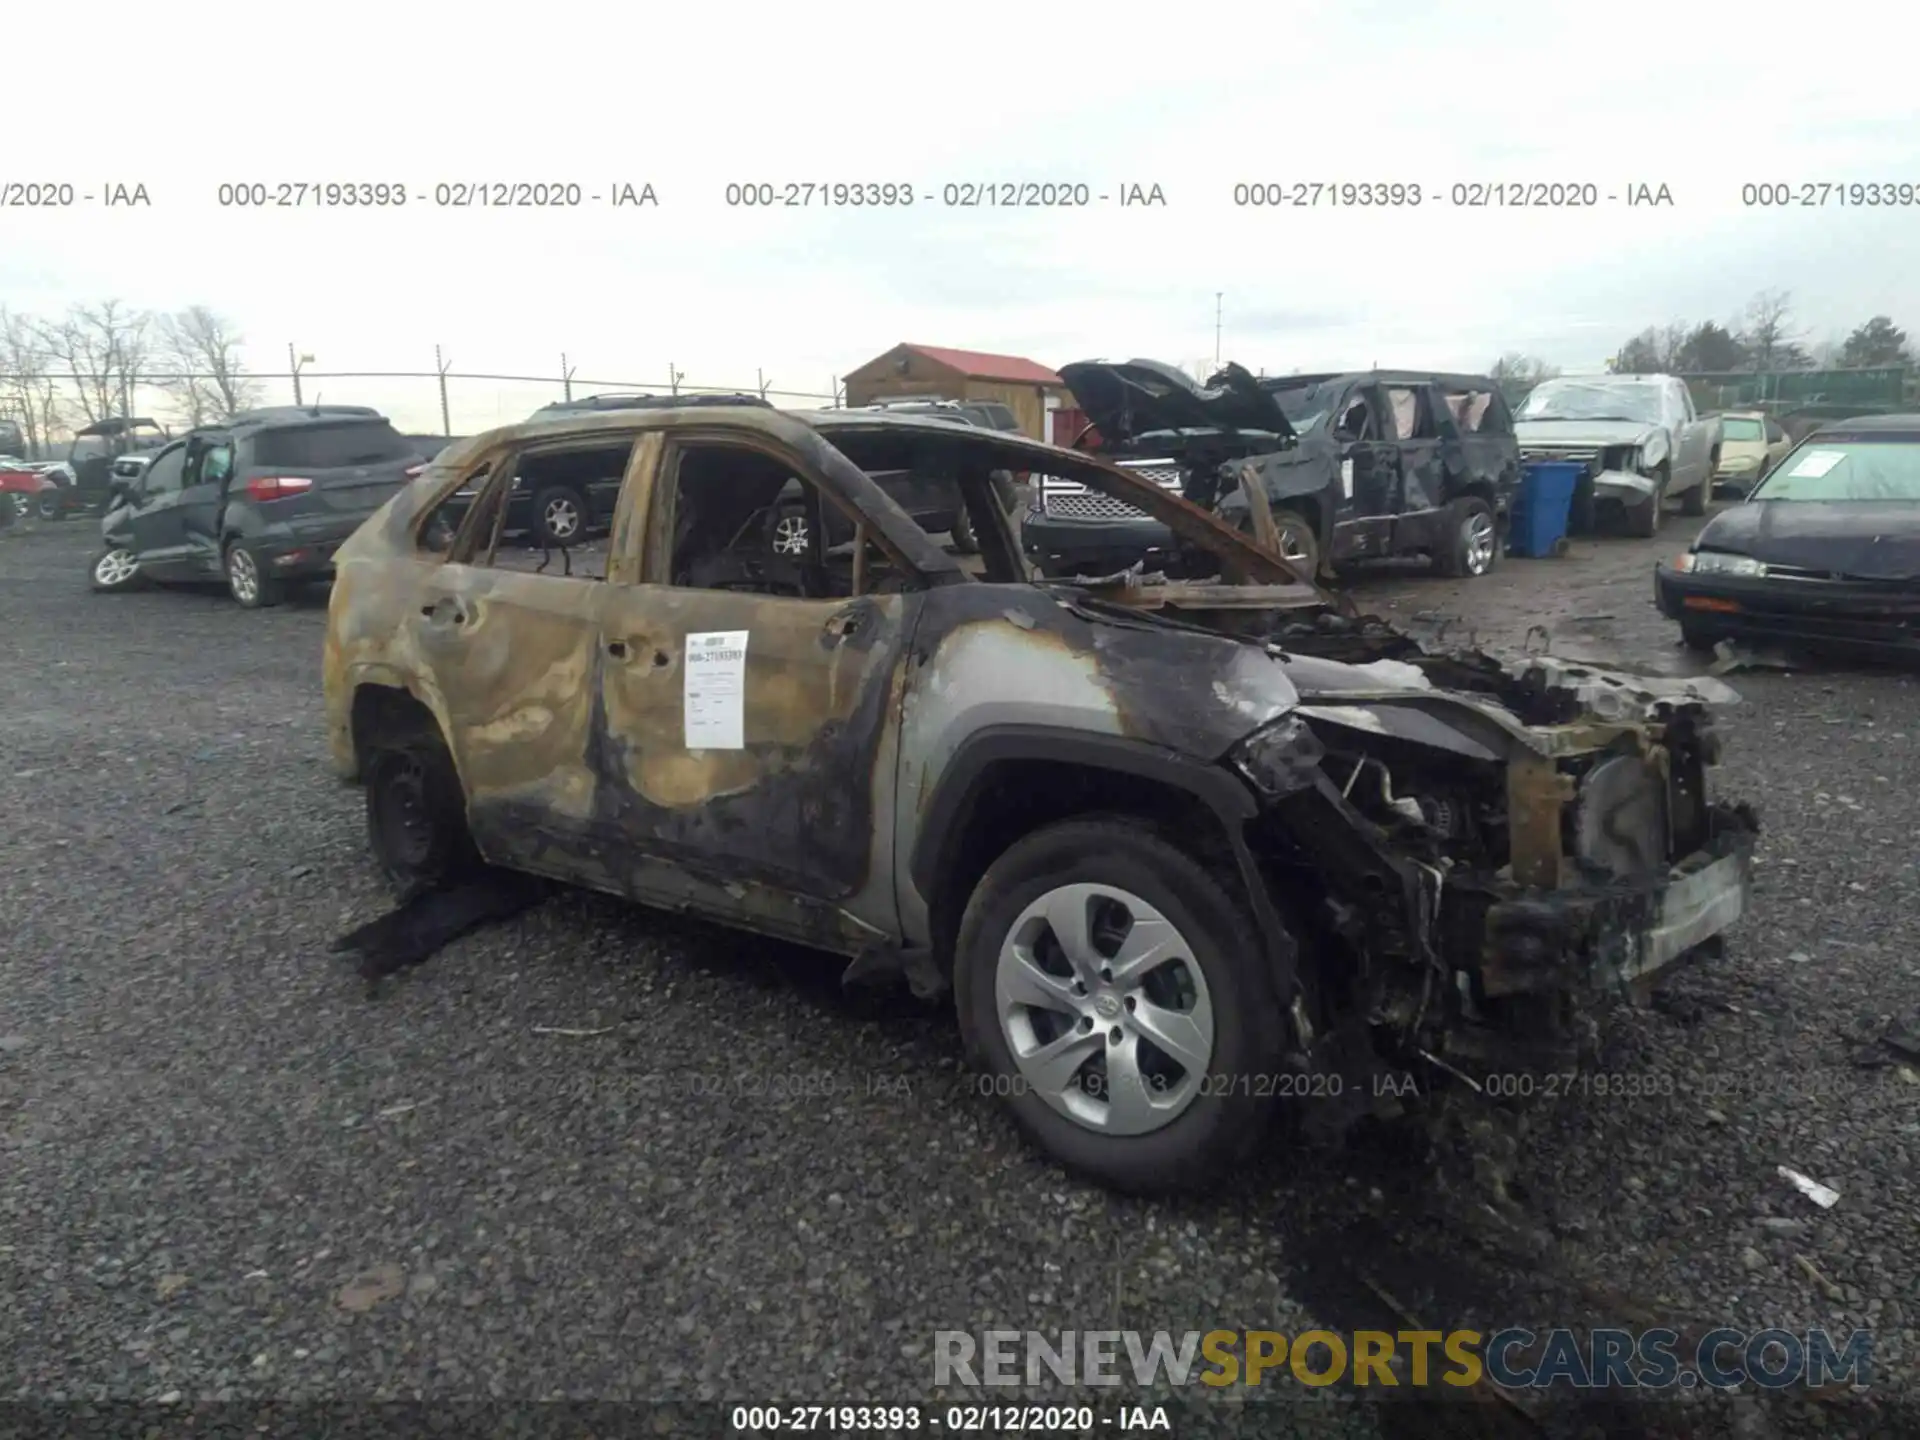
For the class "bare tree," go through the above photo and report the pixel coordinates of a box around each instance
[154,305,261,425]
[36,299,152,423]
[1489,351,1560,385]
[0,308,66,456]
[1740,289,1797,371]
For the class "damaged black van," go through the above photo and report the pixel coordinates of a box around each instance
[1024,360,1521,582]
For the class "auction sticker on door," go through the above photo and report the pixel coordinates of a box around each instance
[684,631,749,749]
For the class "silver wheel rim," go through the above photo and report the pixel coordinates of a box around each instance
[544,497,580,539]
[771,513,809,556]
[1277,528,1311,564]
[10,494,28,518]
[1463,511,1496,573]
[995,882,1215,1137]
[228,547,259,603]
[94,548,138,585]
[38,494,59,519]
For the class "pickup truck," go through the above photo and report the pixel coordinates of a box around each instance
[1513,374,1721,536]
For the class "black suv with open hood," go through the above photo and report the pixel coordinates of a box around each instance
[1025,359,1520,582]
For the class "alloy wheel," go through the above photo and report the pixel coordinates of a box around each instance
[227,546,260,604]
[93,548,139,586]
[994,882,1216,1137]
[771,513,809,556]
[544,496,581,540]
[1462,511,1497,574]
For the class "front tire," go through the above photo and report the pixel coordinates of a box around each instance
[954,817,1289,1195]
[90,545,145,593]
[1631,467,1669,538]
[364,735,480,901]
[224,540,283,608]
[1436,496,1500,577]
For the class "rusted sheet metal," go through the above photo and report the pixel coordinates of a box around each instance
[1506,752,1575,890]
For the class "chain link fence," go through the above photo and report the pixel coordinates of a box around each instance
[3,355,847,457]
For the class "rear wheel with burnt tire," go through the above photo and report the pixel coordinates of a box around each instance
[954,817,1290,1195]
[1435,495,1500,578]
[364,733,480,901]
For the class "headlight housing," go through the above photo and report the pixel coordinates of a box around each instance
[1228,714,1324,797]
[1673,551,1765,578]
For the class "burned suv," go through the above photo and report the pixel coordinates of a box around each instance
[324,404,1755,1194]
[1026,360,1519,582]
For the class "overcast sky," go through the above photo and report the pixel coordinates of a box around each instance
[7,0,1917,432]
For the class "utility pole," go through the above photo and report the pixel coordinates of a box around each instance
[289,342,303,406]
[1214,293,1223,368]
[435,345,452,435]
[561,352,575,403]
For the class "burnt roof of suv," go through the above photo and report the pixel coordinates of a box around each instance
[428,404,1329,597]
[532,392,772,415]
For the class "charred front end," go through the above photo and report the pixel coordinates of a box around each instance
[1226,653,1758,1109]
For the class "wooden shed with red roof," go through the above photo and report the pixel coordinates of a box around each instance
[841,343,1079,443]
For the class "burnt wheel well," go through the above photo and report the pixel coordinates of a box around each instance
[927,759,1239,969]
[350,683,446,777]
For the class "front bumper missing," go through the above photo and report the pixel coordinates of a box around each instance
[1479,813,1757,999]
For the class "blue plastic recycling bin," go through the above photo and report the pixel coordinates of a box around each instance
[1507,461,1582,558]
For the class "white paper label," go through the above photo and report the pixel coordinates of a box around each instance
[1340,458,1355,498]
[1787,449,1845,479]
[683,630,748,750]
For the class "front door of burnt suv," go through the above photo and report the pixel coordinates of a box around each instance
[588,430,922,951]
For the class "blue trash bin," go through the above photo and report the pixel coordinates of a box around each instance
[1507,461,1582,558]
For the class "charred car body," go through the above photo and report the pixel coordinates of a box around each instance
[323,404,1756,1193]
[1024,360,1520,582]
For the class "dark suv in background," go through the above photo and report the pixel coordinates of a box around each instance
[54,416,173,517]
[1025,360,1520,581]
[90,405,423,606]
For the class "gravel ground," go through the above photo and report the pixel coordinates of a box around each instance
[2,513,1914,1438]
